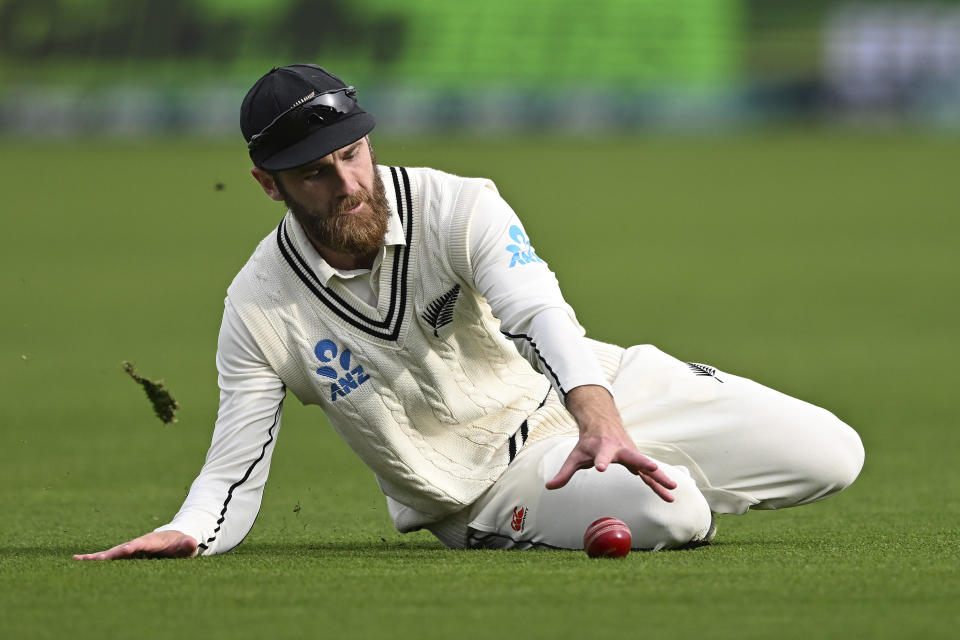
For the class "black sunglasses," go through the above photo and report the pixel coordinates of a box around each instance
[247,87,359,152]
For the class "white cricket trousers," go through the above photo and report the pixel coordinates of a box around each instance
[458,345,865,550]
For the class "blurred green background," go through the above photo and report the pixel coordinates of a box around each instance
[3,0,960,133]
[1,2,958,639]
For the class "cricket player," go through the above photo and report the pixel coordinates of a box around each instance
[75,64,864,560]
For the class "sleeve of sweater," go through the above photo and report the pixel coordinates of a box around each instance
[453,185,613,401]
[153,298,286,556]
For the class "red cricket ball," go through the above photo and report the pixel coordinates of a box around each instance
[583,517,632,558]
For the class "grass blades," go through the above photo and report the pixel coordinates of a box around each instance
[1,132,958,639]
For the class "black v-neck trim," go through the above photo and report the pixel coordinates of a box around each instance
[276,166,414,341]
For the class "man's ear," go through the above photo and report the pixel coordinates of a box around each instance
[251,167,284,202]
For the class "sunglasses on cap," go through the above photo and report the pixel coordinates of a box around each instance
[247,86,359,153]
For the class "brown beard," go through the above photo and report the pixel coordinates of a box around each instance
[277,157,390,257]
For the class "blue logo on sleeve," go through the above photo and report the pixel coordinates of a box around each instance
[313,339,370,402]
[505,225,543,268]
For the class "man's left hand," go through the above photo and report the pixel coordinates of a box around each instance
[545,385,677,502]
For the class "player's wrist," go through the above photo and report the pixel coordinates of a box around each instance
[566,385,620,431]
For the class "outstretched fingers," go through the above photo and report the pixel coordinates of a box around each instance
[73,540,140,561]
[612,447,665,477]
[614,449,676,503]
[591,445,613,472]
[639,471,677,503]
[545,448,593,490]
[546,443,678,503]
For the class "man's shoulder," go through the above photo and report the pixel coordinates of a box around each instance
[384,165,500,228]
[383,165,498,195]
[226,216,288,299]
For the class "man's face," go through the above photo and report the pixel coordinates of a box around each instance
[273,138,390,256]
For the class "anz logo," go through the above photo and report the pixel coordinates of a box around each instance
[313,339,370,402]
[505,225,543,268]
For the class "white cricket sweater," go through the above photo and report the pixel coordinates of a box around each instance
[158,166,619,554]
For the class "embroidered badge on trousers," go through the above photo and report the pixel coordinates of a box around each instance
[510,506,528,532]
[686,362,724,383]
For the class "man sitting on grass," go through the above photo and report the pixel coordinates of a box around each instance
[75,64,864,559]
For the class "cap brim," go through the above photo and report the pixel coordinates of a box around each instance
[256,112,376,171]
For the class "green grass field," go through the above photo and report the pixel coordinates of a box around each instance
[1,132,958,638]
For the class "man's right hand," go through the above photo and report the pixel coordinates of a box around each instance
[73,530,198,561]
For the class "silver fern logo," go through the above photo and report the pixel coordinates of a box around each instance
[686,362,724,383]
[422,284,461,337]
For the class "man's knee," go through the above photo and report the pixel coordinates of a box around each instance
[758,410,865,510]
[806,412,864,501]
[623,468,713,550]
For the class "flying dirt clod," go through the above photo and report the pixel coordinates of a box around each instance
[123,361,180,424]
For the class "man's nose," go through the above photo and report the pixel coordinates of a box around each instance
[332,164,361,195]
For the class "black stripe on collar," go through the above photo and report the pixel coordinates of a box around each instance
[274,166,413,341]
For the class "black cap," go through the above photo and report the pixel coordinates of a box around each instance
[240,64,375,170]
